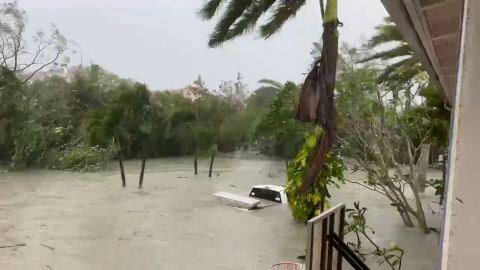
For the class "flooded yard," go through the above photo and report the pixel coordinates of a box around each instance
[0,156,440,269]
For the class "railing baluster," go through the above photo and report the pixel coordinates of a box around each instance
[327,213,335,270]
[320,218,328,270]
[337,207,346,270]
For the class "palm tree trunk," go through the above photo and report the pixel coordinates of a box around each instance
[118,152,126,188]
[138,155,146,189]
[208,153,215,178]
[296,0,339,194]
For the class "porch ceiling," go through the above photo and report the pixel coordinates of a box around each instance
[381,0,464,104]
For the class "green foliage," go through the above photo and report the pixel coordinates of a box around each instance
[285,128,345,221]
[345,202,405,270]
[12,121,47,168]
[48,143,112,172]
[0,67,22,161]
[254,81,311,157]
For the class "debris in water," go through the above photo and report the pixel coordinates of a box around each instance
[0,243,26,249]
[40,244,55,251]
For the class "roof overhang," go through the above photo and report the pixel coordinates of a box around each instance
[380,0,464,104]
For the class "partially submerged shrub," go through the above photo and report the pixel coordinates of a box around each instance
[285,128,345,221]
[48,144,112,172]
[12,122,47,168]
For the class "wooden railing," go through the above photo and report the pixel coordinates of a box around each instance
[305,203,369,270]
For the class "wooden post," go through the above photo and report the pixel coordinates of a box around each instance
[138,155,146,189]
[194,154,198,175]
[208,153,215,178]
[118,152,126,188]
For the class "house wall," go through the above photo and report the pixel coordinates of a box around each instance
[441,0,480,268]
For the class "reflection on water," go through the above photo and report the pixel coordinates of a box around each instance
[0,155,438,269]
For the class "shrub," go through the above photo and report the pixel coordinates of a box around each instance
[12,121,48,168]
[48,144,112,172]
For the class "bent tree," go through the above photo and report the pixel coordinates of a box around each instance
[85,83,155,188]
[336,46,432,233]
[200,0,341,199]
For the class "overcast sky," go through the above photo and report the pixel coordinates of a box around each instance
[17,0,388,91]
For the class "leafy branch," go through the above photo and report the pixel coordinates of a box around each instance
[345,201,404,270]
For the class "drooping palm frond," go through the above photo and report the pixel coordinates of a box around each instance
[198,0,226,20]
[259,0,307,38]
[225,0,277,41]
[207,0,255,47]
[200,0,308,47]
[360,44,412,63]
[367,17,404,47]
[378,57,422,84]
[258,78,283,89]
[360,17,424,84]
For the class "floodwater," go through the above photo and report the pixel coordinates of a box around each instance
[0,155,440,269]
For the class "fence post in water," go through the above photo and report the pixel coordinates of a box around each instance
[194,154,198,175]
[118,153,126,188]
[139,155,146,189]
[208,153,215,177]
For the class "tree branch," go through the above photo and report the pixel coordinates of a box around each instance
[21,48,63,84]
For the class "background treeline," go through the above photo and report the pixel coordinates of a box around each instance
[0,62,310,171]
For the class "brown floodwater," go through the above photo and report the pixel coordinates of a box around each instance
[0,155,440,269]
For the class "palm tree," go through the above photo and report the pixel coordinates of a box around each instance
[359,17,424,86]
[200,0,340,193]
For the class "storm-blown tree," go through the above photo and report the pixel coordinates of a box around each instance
[361,17,450,192]
[336,45,434,233]
[85,83,156,188]
[0,1,70,83]
[200,0,342,196]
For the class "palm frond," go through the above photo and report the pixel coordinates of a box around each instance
[378,57,420,83]
[198,0,226,20]
[359,44,412,63]
[260,0,307,38]
[367,19,404,48]
[259,78,283,89]
[224,0,276,41]
[208,0,255,47]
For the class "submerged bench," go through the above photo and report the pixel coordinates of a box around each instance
[213,191,260,210]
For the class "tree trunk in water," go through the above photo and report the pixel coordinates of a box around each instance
[138,156,146,189]
[208,154,215,178]
[411,182,430,233]
[397,207,414,227]
[118,153,126,188]
[416,143,430,193]
[194,154,198,175]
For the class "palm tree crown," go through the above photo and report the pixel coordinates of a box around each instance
[360,17,423,84]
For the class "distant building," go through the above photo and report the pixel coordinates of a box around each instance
[167,85,208,102]
[28,65,82,82]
